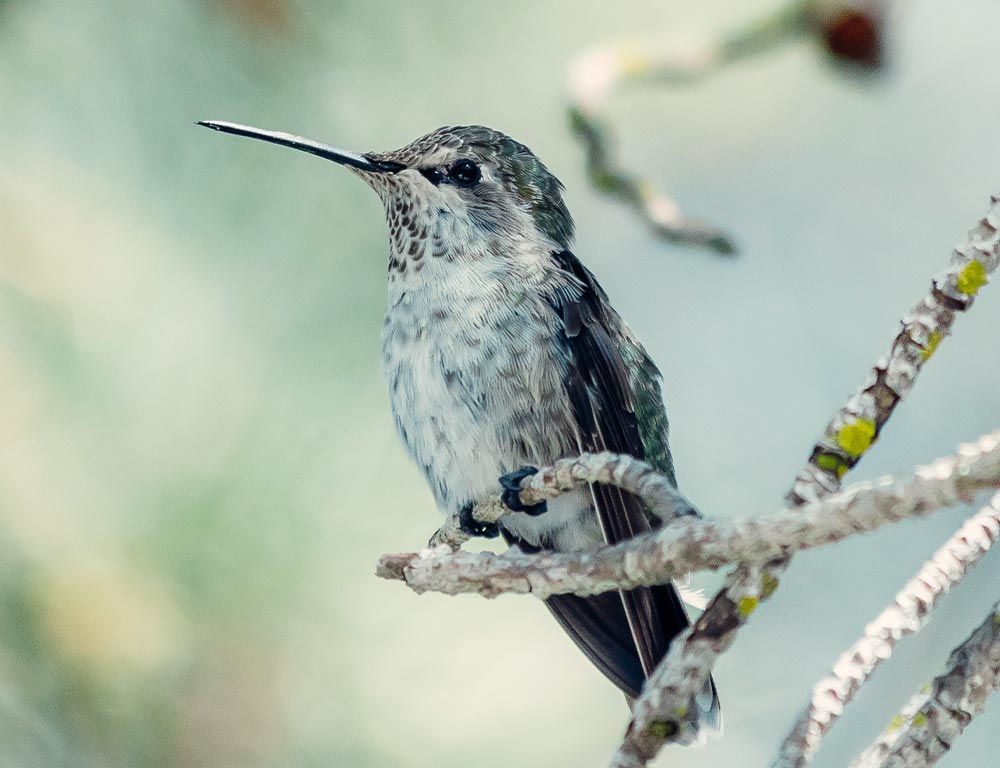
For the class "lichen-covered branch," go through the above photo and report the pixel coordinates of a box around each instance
[851,688,930,768]
[568,0,886,254]
[788,201,1000,503]
[611,196,1000,765]
[377,433,1000,599]
[773,493,1000,768]
[849,600,1000,768]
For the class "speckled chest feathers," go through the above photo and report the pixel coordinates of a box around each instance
[376,180,589,541]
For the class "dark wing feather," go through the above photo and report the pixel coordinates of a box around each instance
[546,250,691,682]
[503,250,719,726]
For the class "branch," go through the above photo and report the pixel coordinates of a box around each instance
[376,452,698,564]
[377,433,1000,598]
[611,195,1000,764]
[791,202,1000,503]
[851,688,930,768]
[424,498,511,551]
[850,600,1000,768]
[773,492,1000,768]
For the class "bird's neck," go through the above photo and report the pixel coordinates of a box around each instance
[385,209,555,288]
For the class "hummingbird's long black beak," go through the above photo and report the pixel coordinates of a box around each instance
[196,120,402,173]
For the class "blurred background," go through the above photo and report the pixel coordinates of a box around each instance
[1,1,999,766]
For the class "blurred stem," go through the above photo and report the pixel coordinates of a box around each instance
[722,0,814,59]
[567,0,815,255]
[568,0,886,255]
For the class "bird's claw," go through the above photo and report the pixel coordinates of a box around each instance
[458,503,499,539]
[500,466,547,516]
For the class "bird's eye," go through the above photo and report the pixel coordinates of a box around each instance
[419,167,444,185]
[448,159,481,187]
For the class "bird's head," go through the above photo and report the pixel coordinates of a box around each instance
[199,121,575,261]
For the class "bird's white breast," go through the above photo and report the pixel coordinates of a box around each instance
[381,243,599,550]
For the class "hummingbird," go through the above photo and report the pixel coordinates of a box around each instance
[199,120,720,737]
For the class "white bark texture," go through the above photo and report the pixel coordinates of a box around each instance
[611,196,1000,766]
[849,600,1000,768]
[377,435,1000,599]
[773,493,1000,768]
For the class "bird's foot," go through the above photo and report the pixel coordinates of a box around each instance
[458,503,499,539]
[499,466,547,516]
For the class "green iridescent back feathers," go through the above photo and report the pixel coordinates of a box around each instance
[618,331,677,486]
[498,136,575,250]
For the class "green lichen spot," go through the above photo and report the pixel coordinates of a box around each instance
[994,612,1000,625]
[646,720,678,740]
[816,452,849,478]
[956,261,988,296]
[888,715,906,731]
[836,420,876,458]
[921,332,942,361]
[912,712,928,728]
[674,706,688,719]
[760,573,780,599]
[738,596,759,619]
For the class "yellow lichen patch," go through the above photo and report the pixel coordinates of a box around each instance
[836,420,877,458]
[912,712,928,728]
[921,331,942,361]
[956,260,988,296]
[646,720,678,740]
[816,452,849,478]
[760,573,780,599]
[738,596,759,619]
[888,715,906,731]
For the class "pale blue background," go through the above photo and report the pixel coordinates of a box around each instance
[1,1,999,766]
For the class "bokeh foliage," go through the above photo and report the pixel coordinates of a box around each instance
[1,1,1000,767]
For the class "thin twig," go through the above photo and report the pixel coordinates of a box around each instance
[850,600,1000,768]
[440,452,695,552]
[773,493,1000,768]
